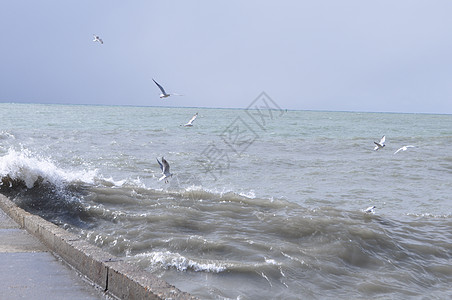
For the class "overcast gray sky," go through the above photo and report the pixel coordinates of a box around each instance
[1,1,451,114]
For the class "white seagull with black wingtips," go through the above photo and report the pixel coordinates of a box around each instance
[152,79,182,99]
[156,157,173,183]
[364,206,376,214]
[374,136,386,151]
[183,113,198,127]
[93,34,103,44]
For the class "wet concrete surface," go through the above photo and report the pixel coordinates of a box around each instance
[0,209,107,300]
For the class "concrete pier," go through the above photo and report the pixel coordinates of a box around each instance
[0,194,196,300]
[0,205,105,299]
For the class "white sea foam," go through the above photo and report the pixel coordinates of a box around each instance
[264,257,280,266]
[180,185,265,206]
[136,251,227,273]
[239,190,256,199]
[406,212,452,219]
[0,148,97,188]
[96,176,146,189]
[0,130,15,140]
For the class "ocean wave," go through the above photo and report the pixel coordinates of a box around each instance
[0,148,145,196]
[179,186,255,202]
[0,130,15,140]
[132,249,286,275]
[0,148,97,189]
[135,251,228,273]
[174,185,292,209]
[0,148,101,227]
[406,212,452,219]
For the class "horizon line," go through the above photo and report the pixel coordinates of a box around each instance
[0,100,450,116]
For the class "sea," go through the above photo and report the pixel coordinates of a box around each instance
[0,102,451,299]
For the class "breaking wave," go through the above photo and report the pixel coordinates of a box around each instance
[135,251,228,273]
[0,148,97,189]
[0,148,100,227]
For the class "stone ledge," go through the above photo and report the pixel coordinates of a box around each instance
[0,194,196,300]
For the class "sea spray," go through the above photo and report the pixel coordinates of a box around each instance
[0,148,97,189]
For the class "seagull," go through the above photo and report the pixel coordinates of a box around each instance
[183,113,198,127]
[394,145,415,155]
[374,136,386,151]
[93,34,103,44]
[364,206,376,214]
[156,157,172,183]
[152,79,182,99]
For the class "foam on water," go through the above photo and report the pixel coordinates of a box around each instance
[0,148,97,189]
[136,251,228,273]
[0,130,15,140]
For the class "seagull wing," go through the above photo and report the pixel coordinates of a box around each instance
[380,136,386,145]
[161,157,170,175]
[394,147,403,154]
[152,79,167,95]
[394,145,415,154]
[156,158,163,172]
[187,113,198,125]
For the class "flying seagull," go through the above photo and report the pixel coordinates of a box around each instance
[364,206,376,214]
[183,113,198,127]
[374,136,386,151]
[156,157,172,183]
[93,34,103,44]
[152,79,182,99]
[394,145,415,155]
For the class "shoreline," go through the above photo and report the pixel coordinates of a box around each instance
[0,194,196,300]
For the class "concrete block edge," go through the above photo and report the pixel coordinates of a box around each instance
[0,194,197,300]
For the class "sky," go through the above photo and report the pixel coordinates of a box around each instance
[1,1,452,114]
